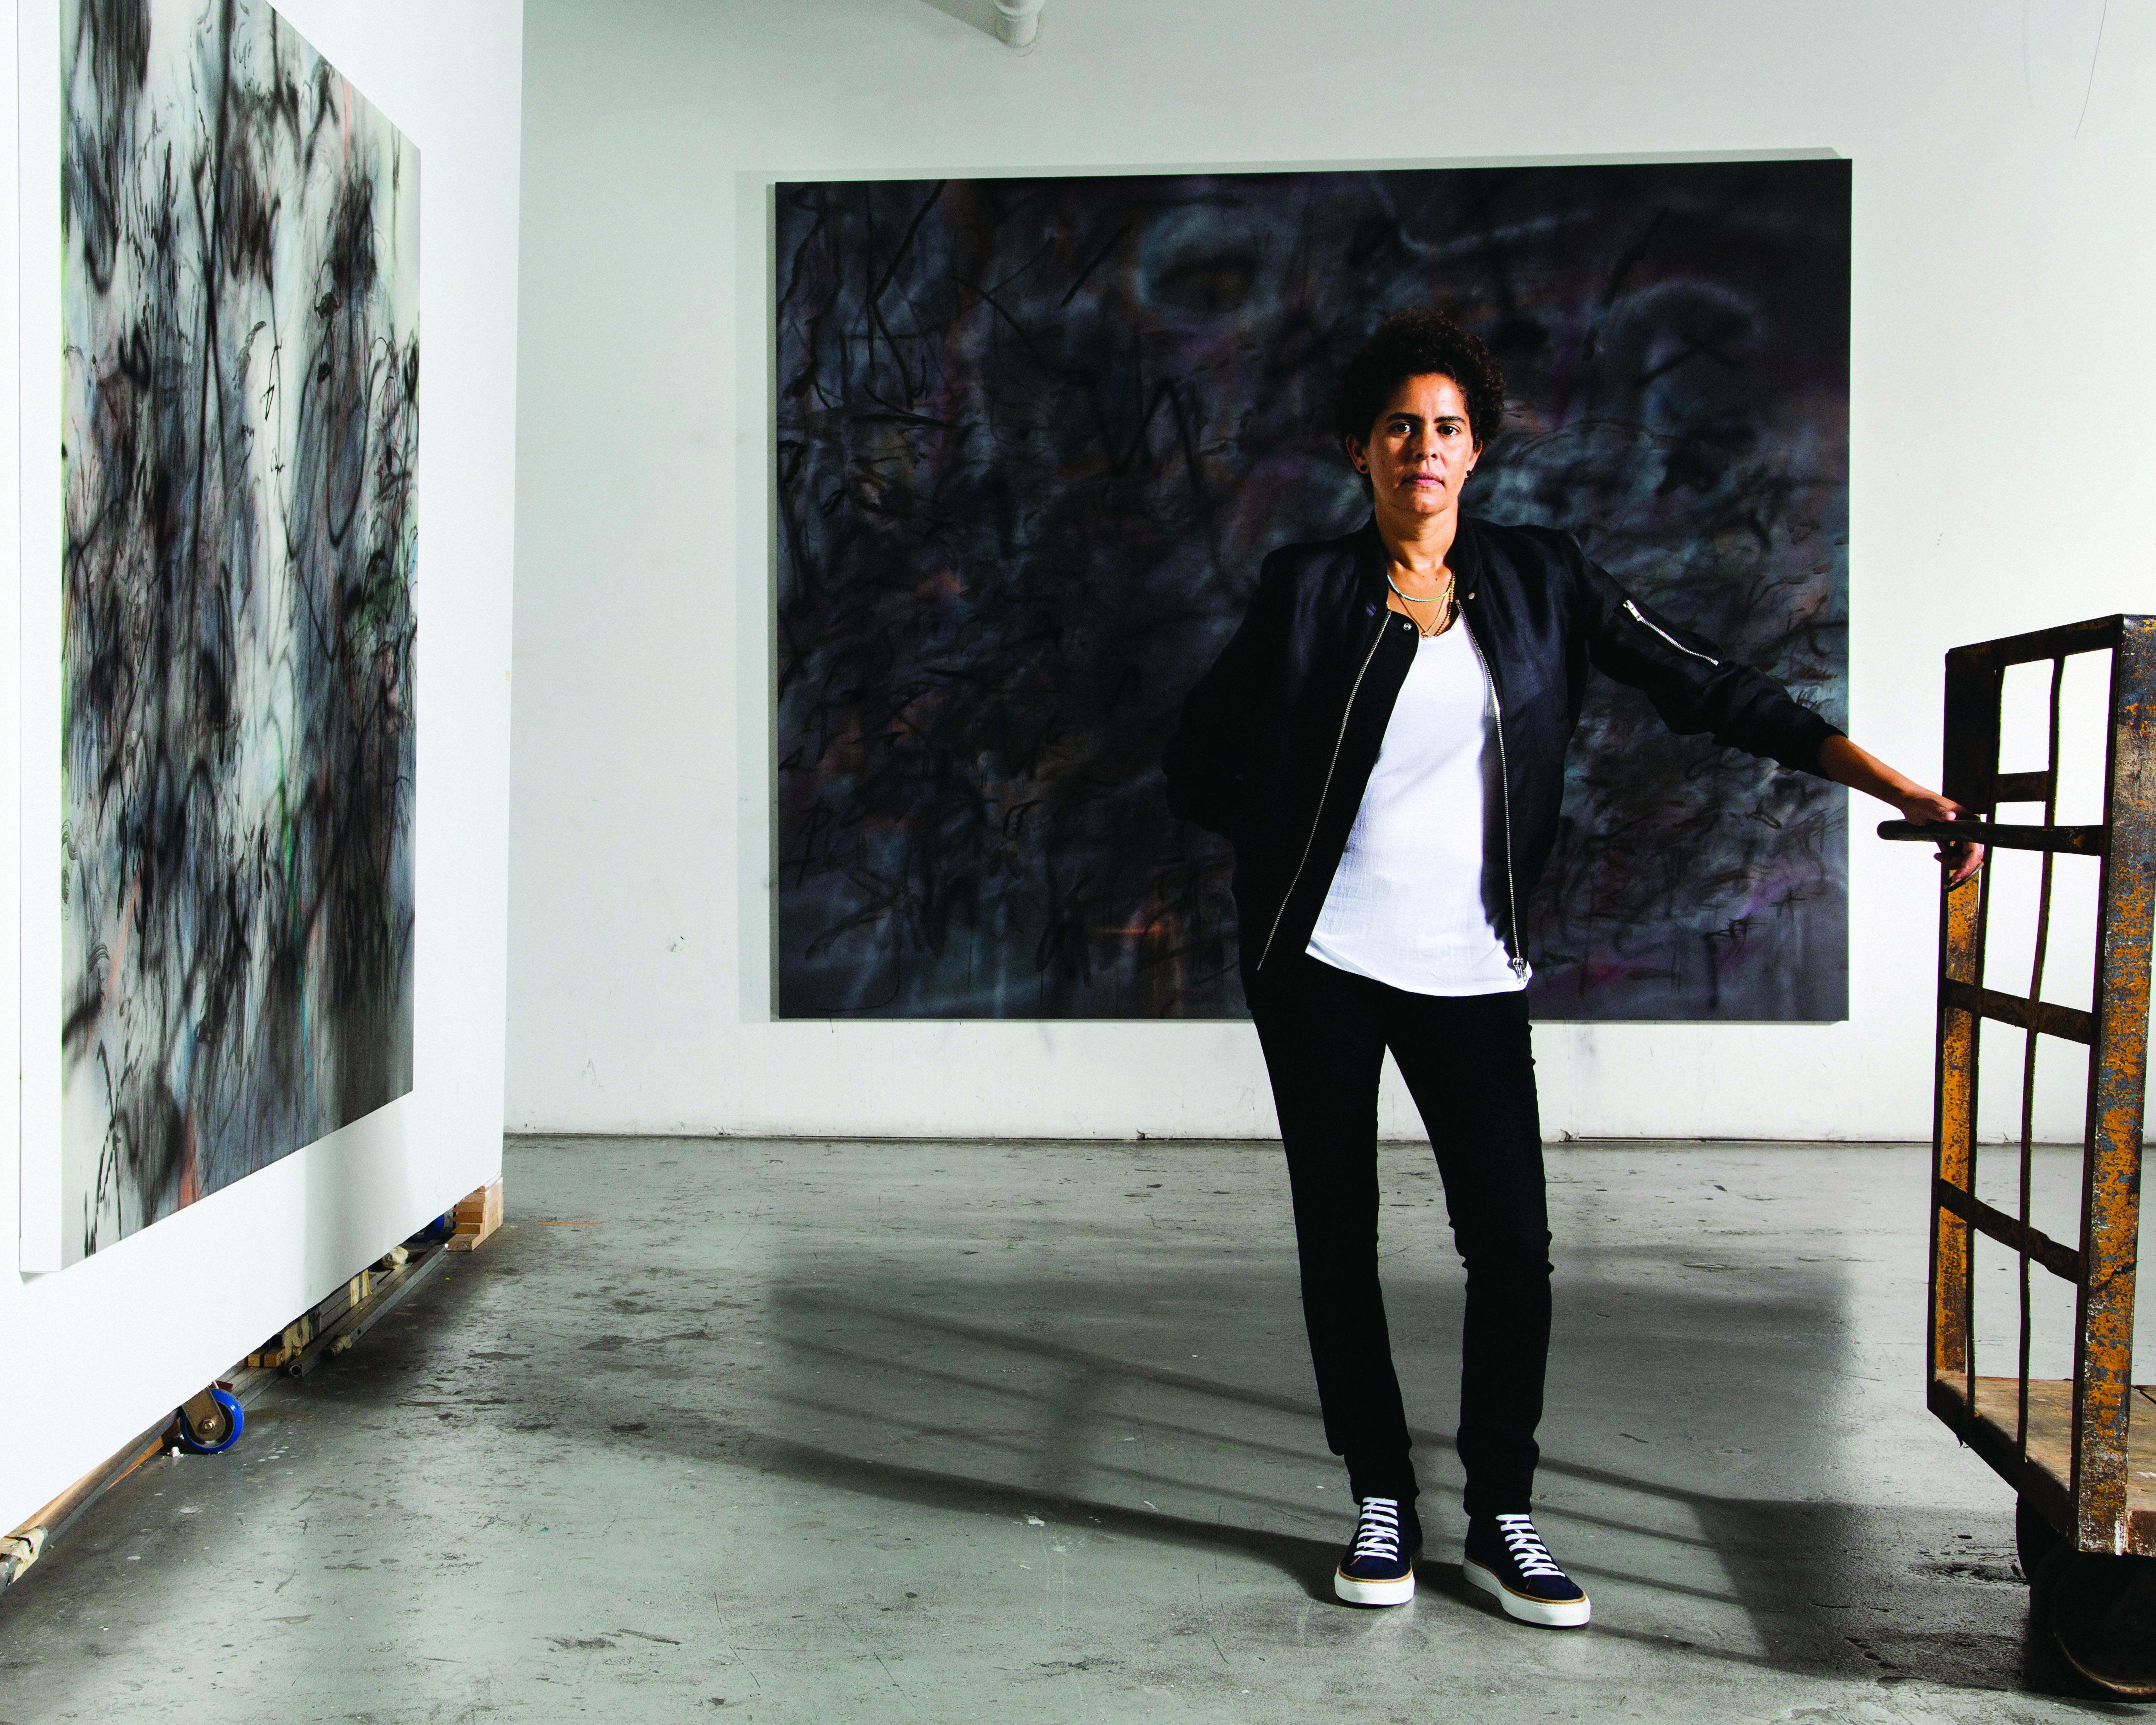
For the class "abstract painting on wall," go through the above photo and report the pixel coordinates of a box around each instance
[775,160,1848,1022]
[59,0,418,1261]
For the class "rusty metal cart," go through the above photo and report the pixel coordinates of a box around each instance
[1879,613,2153,1695]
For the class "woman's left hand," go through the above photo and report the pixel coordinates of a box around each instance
[1894,787,1986,887]
[1816,736,1989,889]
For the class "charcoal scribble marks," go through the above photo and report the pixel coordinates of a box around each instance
[59,0,417,1259]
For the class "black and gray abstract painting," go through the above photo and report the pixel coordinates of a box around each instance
[60,0,418,1260]
[775,161,1848,1021]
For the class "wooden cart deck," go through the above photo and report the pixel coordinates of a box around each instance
[1933,1376,2156,1556]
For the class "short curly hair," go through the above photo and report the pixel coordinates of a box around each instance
[1330,307,1506,458]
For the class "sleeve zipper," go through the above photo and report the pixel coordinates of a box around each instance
[1623,598,1719,667]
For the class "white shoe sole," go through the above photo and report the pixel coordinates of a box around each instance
[1334,1565,1415,1606]
[1463,1555,1591,1627]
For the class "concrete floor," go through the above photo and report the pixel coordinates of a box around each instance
[1,1136,2147,1723]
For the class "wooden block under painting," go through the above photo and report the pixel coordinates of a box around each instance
[59,0,418,1262]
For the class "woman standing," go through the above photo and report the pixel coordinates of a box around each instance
[1162,308,1979,1626]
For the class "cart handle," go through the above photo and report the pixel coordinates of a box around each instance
[1878,819,2105,856]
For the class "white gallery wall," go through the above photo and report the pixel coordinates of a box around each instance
[507,0,2154,1144]
[2,0,522,1532]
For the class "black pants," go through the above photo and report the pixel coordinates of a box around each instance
[1246,952,1551,1517]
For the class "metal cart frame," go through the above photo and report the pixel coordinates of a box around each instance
[1882,613,2153,1560]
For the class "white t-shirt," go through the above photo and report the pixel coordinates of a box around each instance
[1305,620,1528,995]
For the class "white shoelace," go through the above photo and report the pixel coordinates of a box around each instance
[1493,1513,1565,1580]
[1350,1497,1402,1562]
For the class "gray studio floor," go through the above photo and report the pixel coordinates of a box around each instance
[3,1136,2148,1724]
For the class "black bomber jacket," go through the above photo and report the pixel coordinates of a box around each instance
[1160,515,1844,978]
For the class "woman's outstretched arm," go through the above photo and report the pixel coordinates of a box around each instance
[1817,735,1986,886]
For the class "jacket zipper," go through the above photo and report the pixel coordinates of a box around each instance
[1624,598,1719,667]
[1254,621,1389,970]
[1461,617,1530,979]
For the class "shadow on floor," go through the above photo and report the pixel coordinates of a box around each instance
[694,1275,2111,1704]
[108,1200,2122,1712]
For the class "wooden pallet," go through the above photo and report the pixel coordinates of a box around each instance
[245,1177,500,1369]
[246,1270,371,1369]
[3,1213,469,1595]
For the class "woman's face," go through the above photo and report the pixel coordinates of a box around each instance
[1347,373,1480,523]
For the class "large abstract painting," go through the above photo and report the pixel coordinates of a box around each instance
[775,161,1847,1021]
[59,0,418,1260]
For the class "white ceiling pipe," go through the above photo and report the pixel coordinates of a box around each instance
[995,0,1044,48]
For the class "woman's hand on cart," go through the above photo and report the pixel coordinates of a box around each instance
[1817,735,1988,888]
[1890,787,1987,887]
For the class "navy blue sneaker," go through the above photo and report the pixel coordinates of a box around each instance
[1463,1513,1590,1626]
[1334,1495,1421,1605]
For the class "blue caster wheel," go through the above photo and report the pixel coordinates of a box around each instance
[174,1387,244,1455]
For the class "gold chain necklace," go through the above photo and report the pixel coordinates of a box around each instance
[1384,568,1455,637]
